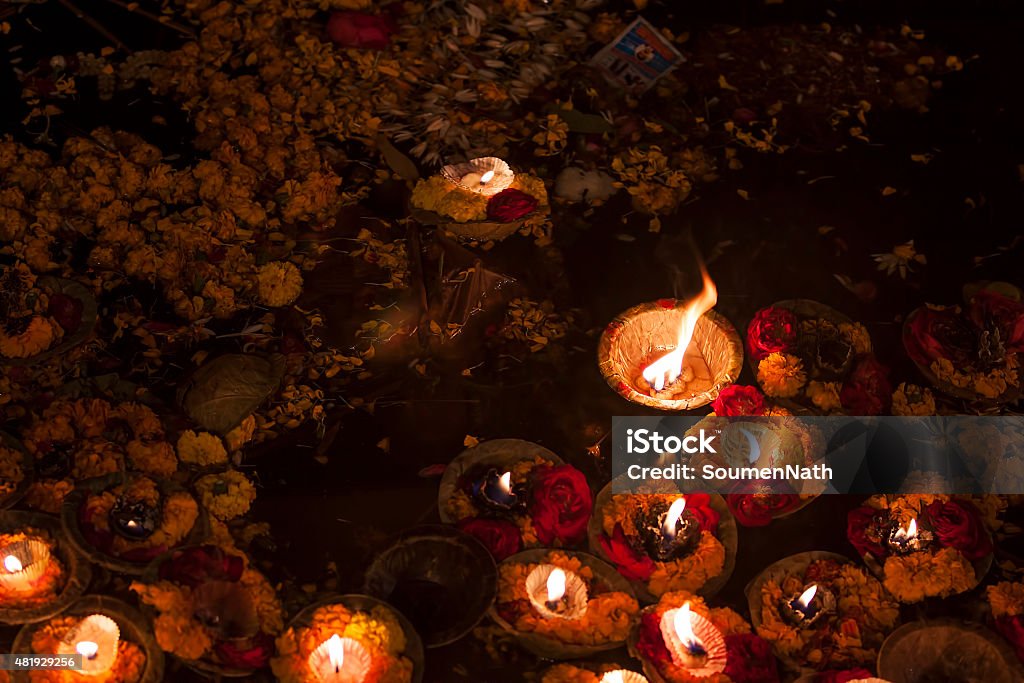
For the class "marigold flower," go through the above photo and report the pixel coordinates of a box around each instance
[177,430,229,466]
[257,261,303,307]
[757,353,807,398]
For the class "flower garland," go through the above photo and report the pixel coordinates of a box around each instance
[0,529,65,609]
[596,492,727,597]
[271,602,414,683]
[79,477,199,563]
[411,172,549,225]
[634,591,779,683]
[748,305,889,414]
[444,457,592,557]
[847,494,991,603]
[132,545,282,670]
[495,551,639,647]
[24,615,146,683]
[754,559,898,670]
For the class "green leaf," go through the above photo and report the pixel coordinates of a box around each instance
[177,353,286,434]
[376,134,420,181]
[548,106,612,134]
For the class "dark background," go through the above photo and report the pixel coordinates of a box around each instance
[2,0,1024,681]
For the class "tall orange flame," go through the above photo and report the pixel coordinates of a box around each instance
[643,268,718,391]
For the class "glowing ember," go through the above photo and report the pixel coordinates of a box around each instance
[642,270,718,391]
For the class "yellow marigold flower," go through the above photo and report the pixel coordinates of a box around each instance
[541,664,601,683]
[757,353,807,398]
[891,382,936,416]
[840,322,872,355]
[154,611,214,661]
[126,439,178,478]
[883,547,976,602]
[987,580,1024,618]
[177,430,229,466]
[807,381,842,412]
[196,470,257,521]
[22,480,74,514]
[257,261,303,307]
[0,316,58,358]
[647,532,726,597]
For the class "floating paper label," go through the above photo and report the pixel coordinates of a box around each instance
[591,17,685,93]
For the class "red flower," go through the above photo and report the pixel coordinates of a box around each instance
[726,492,800,527]
[486,189,539,222]
[712,385,767,416]
[635,610,673,672]
[598,524,656,581]
[903,306,976,367]
[530,464,592,546]
[846,506,886,559]
[682,492,720,534]
[326,11,396,50]
[925,499,992,561]
[457,518,522,562]
[723,633,780,683]
[47,293,83,333]
[746,306,799,362]
[159,545,245,588]
[970,290,1024,352]
[839,356,891,415]
[993,615,1024,664]
[214,633,274,670]
[816,668,875,683]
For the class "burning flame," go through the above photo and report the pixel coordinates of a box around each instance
[797,585,818,609]
[498,471,512,495]
[327,634,344,672]
[76,641,99,660]
[3,554,23,573]
[673,602,703,650]
[547,568,567,603]
[642,269,718,391]
[480,170,495,184]
[662,497,687,539]
[602,673,625,683]
[893,518,918,545]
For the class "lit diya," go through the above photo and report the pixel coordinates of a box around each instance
[629,593,758,683]
[541,664,650,683]
[0,510,90,626]
[270,594,424,683]
[747,551,899,671]
[598,270,743,411]
[491,549,639,660]
[11,595,164,682]
[589,481,738,601]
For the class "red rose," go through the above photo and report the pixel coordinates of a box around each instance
[726,492,801,527]
[598,524,656,581]
[816,668,875,683]
[903,306,976,366]
[457,518,522,562]
[486,189,539,222]
[925,499,992,561]
[712,385,767,416]
[635,610,673,672]
[47,293,83,333]
[839,356,891,415]
[993,615,1024,664]
[681,492,720,534]
[846,506,886,559]
[159,545,245,587]
[970,290,1024,352]
[530,464,592,546]
[746,306,799,362]
[723,633,780,683]
[214,633,274,670]
[326,11,396,50]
